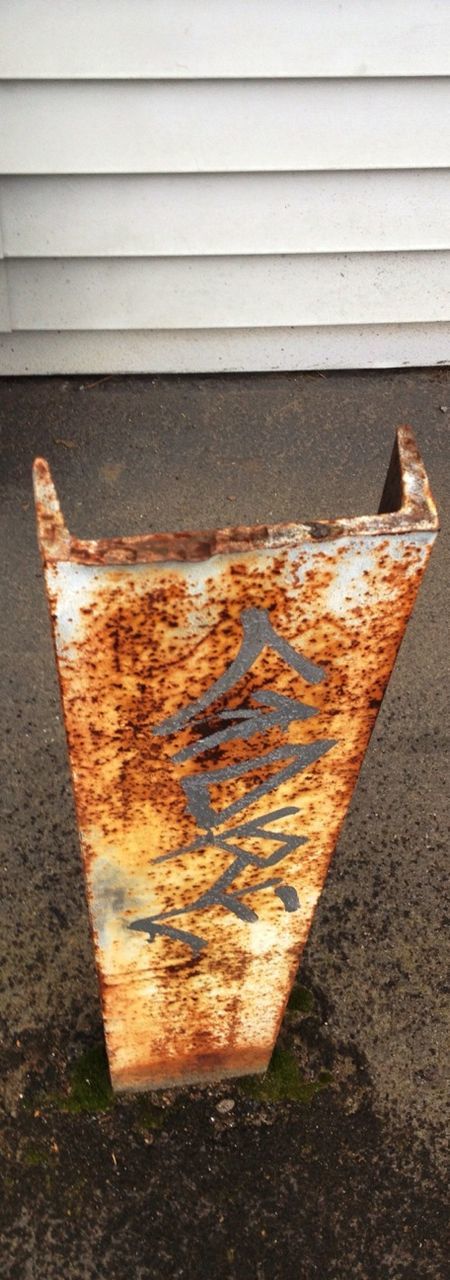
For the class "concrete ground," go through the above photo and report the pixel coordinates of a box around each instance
[0,369,448,1279]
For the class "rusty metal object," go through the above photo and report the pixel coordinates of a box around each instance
[33,426,438,1092]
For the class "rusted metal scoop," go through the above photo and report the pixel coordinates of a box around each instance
[33,426,438,1092]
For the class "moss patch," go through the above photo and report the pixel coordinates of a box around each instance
[63,1044,114,1113]
[240,1046,333,1103]
[60,1044,114,1114]
[21,1144,51,1167]
[287,984,315,1014]
[133,1097,164,1132]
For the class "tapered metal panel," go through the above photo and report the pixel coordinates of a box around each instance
[33,427,438,1091]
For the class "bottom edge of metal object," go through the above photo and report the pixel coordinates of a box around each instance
[109,1048,272,1094]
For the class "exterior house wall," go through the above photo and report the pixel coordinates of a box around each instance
[0,0,449,374]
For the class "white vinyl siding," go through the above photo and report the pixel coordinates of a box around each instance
[0,1,449,373]
[2,172,449,258]
[0,262,10,330]
[6,254,450,331]
[1,325,448,377]
[1,80,450,175]
[1,0,449,79]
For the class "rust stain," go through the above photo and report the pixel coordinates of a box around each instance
[33,427,438,1092]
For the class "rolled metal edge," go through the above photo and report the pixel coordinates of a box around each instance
[33,425,438,565]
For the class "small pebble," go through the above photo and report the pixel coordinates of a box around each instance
[216,1098,235,1114]
[439,405,448,413]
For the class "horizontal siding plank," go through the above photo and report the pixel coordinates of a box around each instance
[5,253,450,331]
[2,171,450,258]
[0,262,10,328]
[1,0,449,79]
[1,324,449,375]
[1,80,449,174]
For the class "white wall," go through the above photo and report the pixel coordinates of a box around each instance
[0,0,449,374]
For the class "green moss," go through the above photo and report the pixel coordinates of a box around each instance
[134,1097,164,1132]
[22,1145,51,1167]
[62,1044,114,1114]
[24,1043,114,1115]
[287,984,315,1014]
[240,1046,333,1103]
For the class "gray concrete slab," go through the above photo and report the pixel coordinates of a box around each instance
[0,370,448,1279]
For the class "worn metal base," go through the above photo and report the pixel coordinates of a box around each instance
[34,426,438,1091]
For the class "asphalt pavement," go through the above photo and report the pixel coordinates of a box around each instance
[0,369,448,1279]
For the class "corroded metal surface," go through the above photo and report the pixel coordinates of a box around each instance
[33,427,438,1092]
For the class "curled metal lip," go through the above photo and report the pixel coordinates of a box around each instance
[33,425,438,565]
